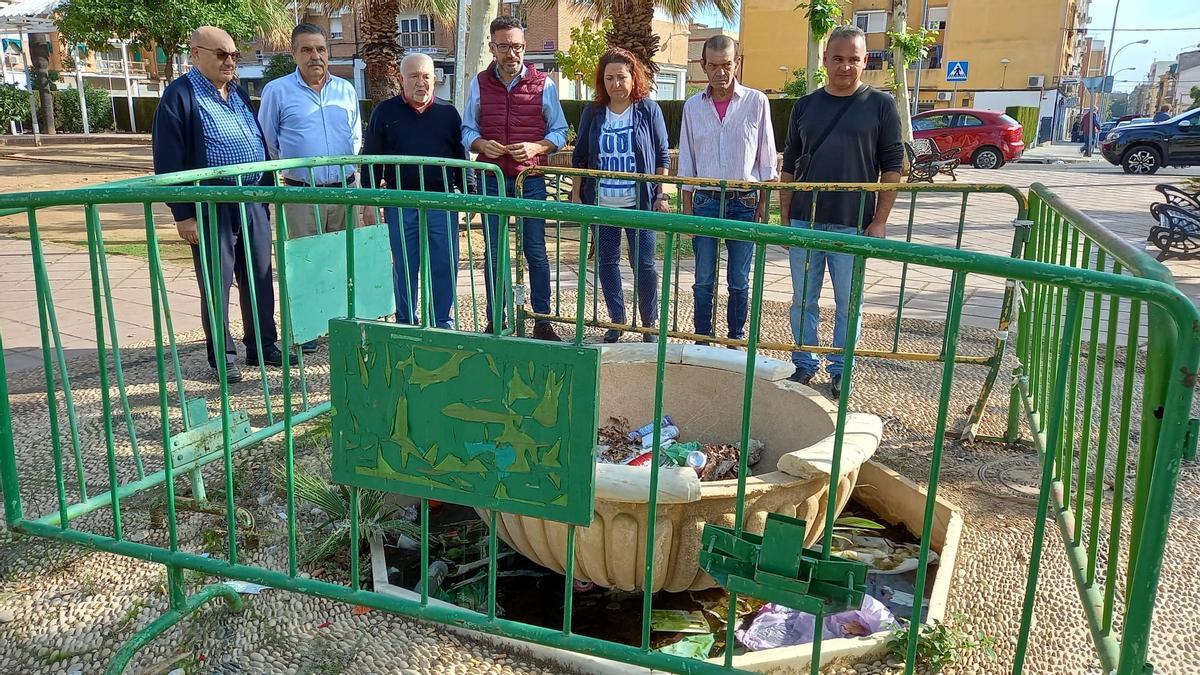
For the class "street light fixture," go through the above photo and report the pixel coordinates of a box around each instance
[1000,58,1011,89]
[779,64,789,92]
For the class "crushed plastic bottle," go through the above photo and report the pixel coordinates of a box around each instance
[628,415,673,442]
[640,425,679,449]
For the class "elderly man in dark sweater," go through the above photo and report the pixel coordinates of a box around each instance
[362,52,469,329]
[152,26,295,383]
[779,24,903,398]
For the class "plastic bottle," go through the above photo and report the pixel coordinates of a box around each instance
[627,415,673,442]
[640,425,679,449]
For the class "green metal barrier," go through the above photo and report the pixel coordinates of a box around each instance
[0,160,1195,674]
[516,166,1029,439]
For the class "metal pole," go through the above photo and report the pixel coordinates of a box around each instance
[453,0,468,109]
[74,45,90,135]
[18,27,39,142]
[0,36,14,135]
[1094,0,1122,156]
[910,0,932,115]
[119,40,136,133]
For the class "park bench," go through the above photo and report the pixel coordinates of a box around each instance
[1148,202,1200,261]
[1154,183,1200,211]
[905,138,961,183]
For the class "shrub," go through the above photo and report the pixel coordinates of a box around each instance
[0,84,30,128]
[54,84,115,133]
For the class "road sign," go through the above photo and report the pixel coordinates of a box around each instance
[946,61,969,83]
[1060,76,1080,86]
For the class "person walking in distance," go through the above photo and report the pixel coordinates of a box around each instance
[677,35,777,346]
[779,24,902,398]
[152,26,296,384]
[461,15,569,340]
[570,47,671,343]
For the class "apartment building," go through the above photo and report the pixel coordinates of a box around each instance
[740,0,1092,113]
[686,22,737,91]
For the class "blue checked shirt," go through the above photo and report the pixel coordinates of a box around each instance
[188,69,266,184]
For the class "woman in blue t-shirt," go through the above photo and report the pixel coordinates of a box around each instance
[571,48,671,343]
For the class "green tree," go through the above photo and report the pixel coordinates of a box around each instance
[1191,85,1200,110]
[55,0,294,81]
[780,66,826,98]
[0,84,29,128]
[554,18,612,98]
[262,53,295,85]
[796,0,842,91]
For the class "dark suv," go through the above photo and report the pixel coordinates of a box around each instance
[1100,108,1200,174]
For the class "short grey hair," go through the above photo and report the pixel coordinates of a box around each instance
[828,24,866,45]
[291,23,327,50]
[701,35,737,63]
[400,52,435,73]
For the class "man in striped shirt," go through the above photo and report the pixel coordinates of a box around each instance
[678,35,778,346]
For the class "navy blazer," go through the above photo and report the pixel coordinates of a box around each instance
[151,74,272,222]
[572,98,670,209]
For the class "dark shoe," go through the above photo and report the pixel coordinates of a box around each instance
[532,323,562,342]
[247,347,299,368]
[211,365,243,384]
[642,333,658,343]
[301,340,319,354]
[603,329,621,344]
[788,368,813,386]
[482,320,508,334]
[830,374,842,399]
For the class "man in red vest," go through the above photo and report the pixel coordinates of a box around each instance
[462,15,569,341]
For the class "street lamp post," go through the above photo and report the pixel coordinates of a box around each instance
[778,65,788,93]
[1000,58,1010,89]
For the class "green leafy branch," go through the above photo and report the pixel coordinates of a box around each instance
[795,0,845,41]
[887,26,938,68]
[887,612,997,672]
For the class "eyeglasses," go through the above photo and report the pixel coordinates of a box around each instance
[491,42,526,53]
[194,45,242,63]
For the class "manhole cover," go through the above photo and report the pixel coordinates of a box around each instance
[975,455,1043,502]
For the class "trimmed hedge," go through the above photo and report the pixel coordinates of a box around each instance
[107,94,801,150]
[1005,105,1040,147]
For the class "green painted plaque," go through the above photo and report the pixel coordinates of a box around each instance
[284,225,397,345]
[329,319,600,526]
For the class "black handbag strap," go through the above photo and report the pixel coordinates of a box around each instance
[805,85,867,163]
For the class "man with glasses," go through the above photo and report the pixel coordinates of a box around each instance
[678,35,777,347]
[461,15,569,341]
[152,26,295,384]
[258,23,368,242]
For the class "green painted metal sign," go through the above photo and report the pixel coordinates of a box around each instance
[328,319,600,525]
[284,225,397,345]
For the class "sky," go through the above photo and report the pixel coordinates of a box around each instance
[689,0,1200,92]
[1085,0,1200,91]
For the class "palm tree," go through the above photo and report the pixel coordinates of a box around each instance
[329,0,456,101]
[562,0,736,75]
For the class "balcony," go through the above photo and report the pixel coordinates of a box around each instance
[93,59,148,77]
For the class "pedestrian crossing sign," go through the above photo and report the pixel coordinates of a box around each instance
[946,61,969,83]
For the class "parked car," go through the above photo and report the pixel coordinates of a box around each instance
[1100,108,1200,174]
[911,108,1025,169]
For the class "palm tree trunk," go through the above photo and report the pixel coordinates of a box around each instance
[607,0,660,75]
[361,0,403,101]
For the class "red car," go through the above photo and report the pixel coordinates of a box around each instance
[911,108,1025,169]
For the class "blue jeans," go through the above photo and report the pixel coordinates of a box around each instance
[482,174,549,325]
[691,191,756,340]
[789,220,862,378]
[596,221,658,327]
[386,207,459,329]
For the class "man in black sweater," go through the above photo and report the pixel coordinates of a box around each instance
[362,52,469,329]
[779,24,903,397]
